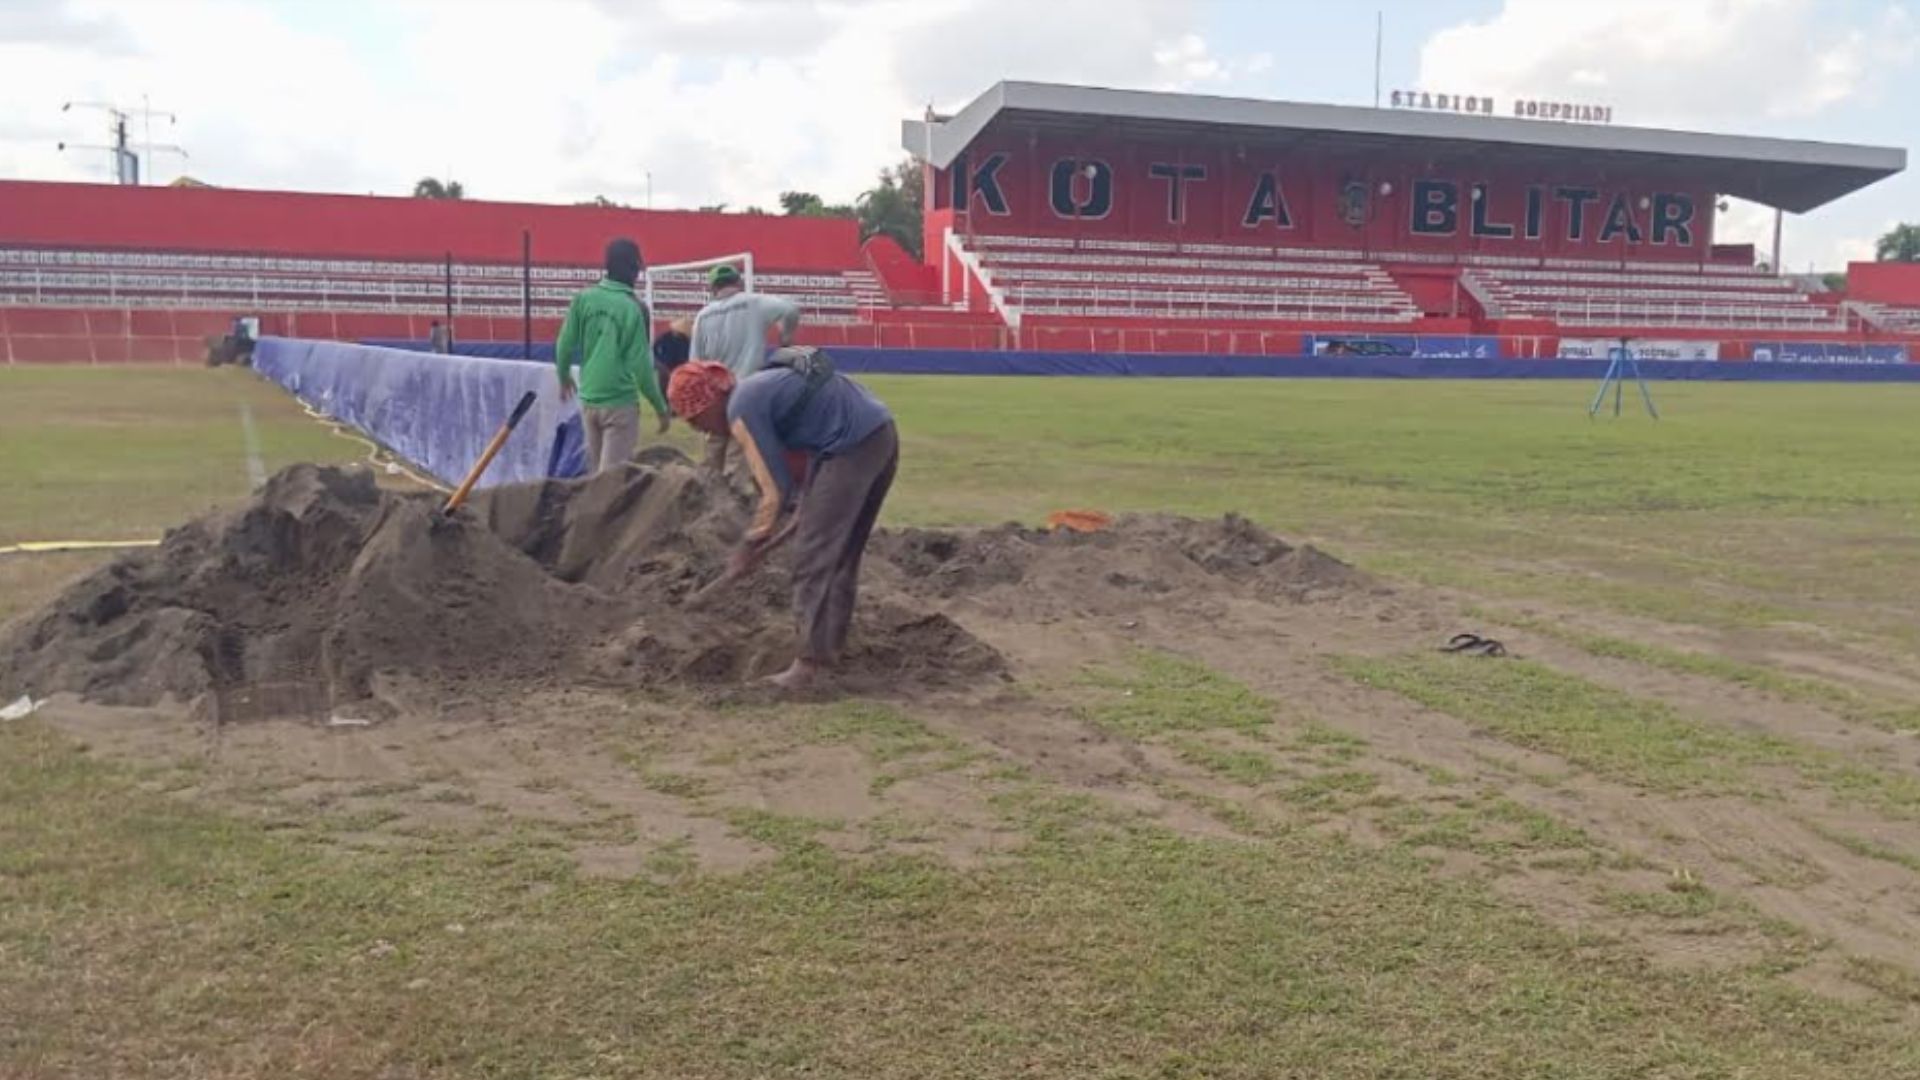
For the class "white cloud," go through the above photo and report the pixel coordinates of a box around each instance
[1417,0,1920,269]
[0,0,1244,210]
[0,0,133,51]
[1418,0,1920,128]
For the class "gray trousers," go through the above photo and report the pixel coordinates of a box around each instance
[790,421,898,663]
[581,405,639,475]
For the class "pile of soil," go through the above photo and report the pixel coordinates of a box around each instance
[872,513,1365,613]
[0,456,1360,722]
[0,458,995,721]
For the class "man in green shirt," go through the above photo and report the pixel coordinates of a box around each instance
[556,238,671,474]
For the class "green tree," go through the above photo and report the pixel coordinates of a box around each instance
[412,177,465,199]
[779,191,854,218]
[780,190,824,215]
[576,195,626,208]
[856,159,925,258]
[1875,223,1920,262]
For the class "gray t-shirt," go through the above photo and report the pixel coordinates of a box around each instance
[690,292,802,378]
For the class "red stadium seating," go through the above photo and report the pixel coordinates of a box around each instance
[955,234,1421,325]
[1461,260,1842,331]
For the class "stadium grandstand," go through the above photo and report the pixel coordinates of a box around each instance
[0,80,1912,366]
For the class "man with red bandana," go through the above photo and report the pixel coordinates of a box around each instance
[667,350,897,691]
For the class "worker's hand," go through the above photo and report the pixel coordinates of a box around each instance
[655,410,672,435]
[559,377,577,403]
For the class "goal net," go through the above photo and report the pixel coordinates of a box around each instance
[642,251,755,319]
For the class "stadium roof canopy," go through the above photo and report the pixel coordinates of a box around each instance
[903,82,1906,214]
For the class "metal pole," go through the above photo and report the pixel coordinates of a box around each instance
[1770,208,1783,275]
[115,115,131,184]
[443,252,454,346]
[521,230,533,360]
[1373,11,1384,108]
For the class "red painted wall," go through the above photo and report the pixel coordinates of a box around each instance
[1846,261,1920,305]
[931,131,1715,262]
[861,235,940,305]
[0,181,861,271]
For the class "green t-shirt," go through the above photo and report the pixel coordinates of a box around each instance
[554,279,668,413]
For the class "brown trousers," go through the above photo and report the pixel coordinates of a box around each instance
[581,405,639,475]
[789,421,898,663]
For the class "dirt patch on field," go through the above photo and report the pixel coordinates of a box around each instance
[872,514,1366,612]
[1,457,1377,881]
[1,458,1375,722]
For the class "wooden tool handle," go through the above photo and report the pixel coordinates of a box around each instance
[442,391,537,515]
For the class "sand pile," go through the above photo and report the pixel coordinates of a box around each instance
[0,458,997,721]
[1,457,1358,722]
[873,513,1364,615]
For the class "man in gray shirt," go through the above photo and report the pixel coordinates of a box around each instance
[690,264,802,472]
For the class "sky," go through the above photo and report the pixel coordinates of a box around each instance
[1,0,1915,271]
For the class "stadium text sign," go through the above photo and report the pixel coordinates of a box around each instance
[1390,90,1613,125]
[935,131,1711,257]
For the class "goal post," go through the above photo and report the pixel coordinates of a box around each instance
[643,251,755,315]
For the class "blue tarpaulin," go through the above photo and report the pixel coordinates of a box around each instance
[254,336,588,487]
[363,338,1920,382]
[257,334,1920,493]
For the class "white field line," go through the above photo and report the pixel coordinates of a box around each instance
[240,402,268,489]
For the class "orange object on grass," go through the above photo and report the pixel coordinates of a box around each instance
[1046,509,1114,533]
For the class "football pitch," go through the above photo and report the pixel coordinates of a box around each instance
[4,366,1919,1078]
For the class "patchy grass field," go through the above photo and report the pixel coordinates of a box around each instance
[867,374,1920,646]
[0,368,367,625]
[5,366,1920,1078]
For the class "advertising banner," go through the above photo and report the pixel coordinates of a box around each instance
[1308,335,1500,359]
[1749,343,1910,365]
[1557,338,1719,361]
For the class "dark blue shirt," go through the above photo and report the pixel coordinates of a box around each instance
[727,367,892,539]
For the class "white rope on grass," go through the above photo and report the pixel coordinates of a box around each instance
[0,539,162,557]
[293,399,449,493]
[239,402,268,489]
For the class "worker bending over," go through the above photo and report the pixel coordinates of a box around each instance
[667,349,896,691]
[688,264,802,473]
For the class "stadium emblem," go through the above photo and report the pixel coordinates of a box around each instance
[1337,178,1369,228]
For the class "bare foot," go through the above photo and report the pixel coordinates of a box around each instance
[766,658,819,692]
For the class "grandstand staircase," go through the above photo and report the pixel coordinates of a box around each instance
[1455,273,1507,319]
[1846,300,1920,334]
[843,268,889,309]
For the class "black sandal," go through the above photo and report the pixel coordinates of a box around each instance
[1442,633,1508,657]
